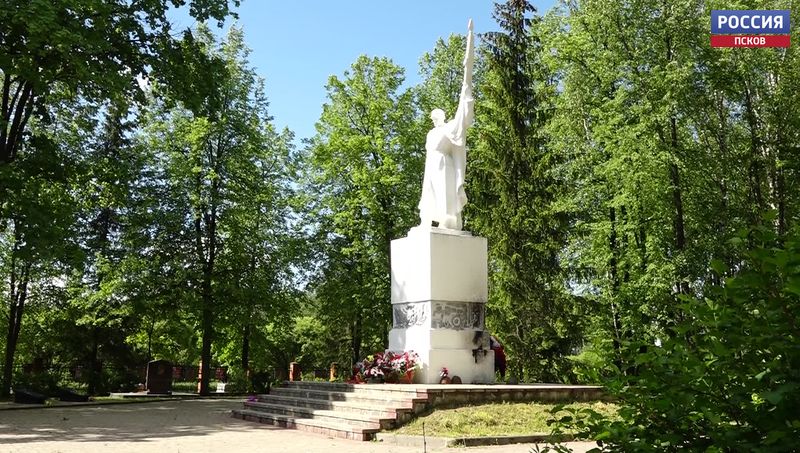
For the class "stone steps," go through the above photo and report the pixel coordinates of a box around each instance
[268,386,427,407]
[285,381,423,396]
[232,408,380,441]
[253,393,414,420]
[231,381,607,442]
[231,382,431,441]
[243,401,393,429]
[273,381,426,397]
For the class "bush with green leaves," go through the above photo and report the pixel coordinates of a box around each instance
[541,227,800,452]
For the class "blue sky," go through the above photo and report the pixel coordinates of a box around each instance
[171,1,556,142]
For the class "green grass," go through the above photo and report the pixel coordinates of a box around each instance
[392,401,618,438]
[170,380,222,393]
[89,396,171,403]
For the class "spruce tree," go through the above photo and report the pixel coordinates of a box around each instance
[468,0,577,382]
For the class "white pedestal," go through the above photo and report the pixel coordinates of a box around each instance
[388,227,495,384]
[391,226,488,304]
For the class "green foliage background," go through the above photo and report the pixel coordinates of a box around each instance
[1,0,799,449]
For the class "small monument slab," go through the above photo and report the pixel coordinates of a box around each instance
[56,388,89,402]
[146,359,173,394]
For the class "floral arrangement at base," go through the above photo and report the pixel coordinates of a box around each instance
[350,351,420,384]
[439,366,451,384]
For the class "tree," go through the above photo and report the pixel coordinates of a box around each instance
[62,97,150,394]
[535,0,800,449]
[302,55,421,367]
[541,0,800,379]
[139,25,292,394]
[0,0,239,166]
[212,103,297,379]
[0,108,81,396]
[0,0,239,398]
[467,0,576,382]
[547,228,800,452]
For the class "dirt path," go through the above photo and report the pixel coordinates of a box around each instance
[0,399,595,452]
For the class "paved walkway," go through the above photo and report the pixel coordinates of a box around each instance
[0,399,596,452]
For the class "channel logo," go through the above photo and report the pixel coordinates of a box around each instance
[711,10,791,48]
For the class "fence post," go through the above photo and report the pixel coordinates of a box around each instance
[289,362,301,381]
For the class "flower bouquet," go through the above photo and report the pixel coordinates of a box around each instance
[351,351,420,384]
[439,367,451,384]
[387,351,420,384]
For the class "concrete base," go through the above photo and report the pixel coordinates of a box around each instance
[389,229,494,384]
[417,348,495,384]
[389,326,494,383]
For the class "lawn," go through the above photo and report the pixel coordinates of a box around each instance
[391,401,617,437]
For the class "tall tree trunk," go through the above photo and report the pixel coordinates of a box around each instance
[608,206,624,373]
[351,315,362,367]
[663,24,688,299]
[241,323,250,372]
[775,144,787,236]
[669,115,689,299]
[147,316,154,361]
[515,323,526,381]
[743,83,766,226]
[0,77,35,165]
[2,251,30,397]
[199,285,214,395]
[669,161,686,253]
[194,161,218,395]
[88,327,99,395]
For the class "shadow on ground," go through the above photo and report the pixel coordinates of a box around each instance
[0,399,269,444]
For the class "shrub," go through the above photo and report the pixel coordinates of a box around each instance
[542,228,800,452]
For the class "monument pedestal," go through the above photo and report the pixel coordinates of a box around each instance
[388,227,494,384]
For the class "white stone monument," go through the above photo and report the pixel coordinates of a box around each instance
[388,20,495,384]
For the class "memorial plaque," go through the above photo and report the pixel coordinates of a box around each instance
[146,359,173,394]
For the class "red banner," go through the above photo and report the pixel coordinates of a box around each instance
[711,35,791,47]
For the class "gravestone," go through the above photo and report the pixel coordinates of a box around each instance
[196,361,203,393]
[146,359,172,394]
[289,362,301,381]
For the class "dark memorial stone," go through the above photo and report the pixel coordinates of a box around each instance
[13,388,46,404]
[56,388,90,402]
[146,359,173,394]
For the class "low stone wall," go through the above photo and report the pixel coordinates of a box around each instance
[417,384,607,408]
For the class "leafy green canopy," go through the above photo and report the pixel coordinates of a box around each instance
[467,0,581,382]
[301,55,421,367]
[0,0,239,164]
[545,227,800,452]
[540,0,800,379]
[135,25,294,394]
